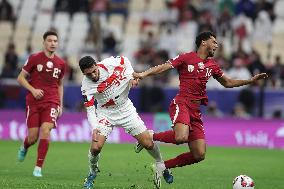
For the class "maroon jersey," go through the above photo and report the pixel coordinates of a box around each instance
[22,52,65,106]
[169,52,223,105]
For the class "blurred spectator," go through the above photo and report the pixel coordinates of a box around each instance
[232,103,251,119]
[63,56,75,82]
[227,58,251,89]
[159,0,178,30]
[139,86,165,112]
[158,27,178,58]
[205,101,223,117]
[235,0,256,20]
[238,88,255,115]
[89,0,107,15]
[0,0,14,22]
[103,31,118,55]
[247,50,266,75]
[266,55,284,88]
[1,43,18,78]
[19,45,33,69]
[0,87,6,108]
[272,109,283,119]
[54,0,89,17]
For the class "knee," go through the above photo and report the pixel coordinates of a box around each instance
[192,150,206,162]
[28,136,38,144]
[41,127,51,138]
[175,135,188,144]
[141,139,154,150]
[91,145,103,154]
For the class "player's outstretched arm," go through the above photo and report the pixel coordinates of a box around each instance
[133,62,173,80]
[216,73,268,88]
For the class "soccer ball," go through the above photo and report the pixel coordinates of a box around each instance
[233,175,255,189]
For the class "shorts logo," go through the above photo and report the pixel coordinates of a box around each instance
[188,65,194,72]
[46,61,53,68]
[37,64,43,72]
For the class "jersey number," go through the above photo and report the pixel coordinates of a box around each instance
[205,68,212,77]
[53,68,61,79]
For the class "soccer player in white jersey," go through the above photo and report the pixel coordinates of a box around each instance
[79,56,173,189]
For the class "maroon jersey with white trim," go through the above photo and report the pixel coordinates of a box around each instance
[169,52,223,105]
[22,52,66,105]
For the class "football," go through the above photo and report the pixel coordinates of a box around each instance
[233,175,255,189]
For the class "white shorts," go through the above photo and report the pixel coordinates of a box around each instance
[95,99,147,138]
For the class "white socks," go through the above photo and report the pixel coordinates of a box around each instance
[88,150,100,174]
[146,142,166,170]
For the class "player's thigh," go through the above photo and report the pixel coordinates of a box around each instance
[26,105,41,128]
[95,113,114,138]
[40,103,60,128]
[120,109,147,137]
[40,122,55,139]
[188,109,205,142]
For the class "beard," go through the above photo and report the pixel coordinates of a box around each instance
[208,50,215,57]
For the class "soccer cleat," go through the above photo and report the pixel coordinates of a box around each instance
[134,130,154,153]
[17,146,27,162]
[33,167,42,177]
[152,163,162,189]
[134,141,144,153]
[83,171,98,189]
[163,169,174,184]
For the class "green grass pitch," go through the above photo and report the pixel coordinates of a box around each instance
[0,140,283,189]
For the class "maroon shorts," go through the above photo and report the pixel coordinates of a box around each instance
[169,98,205,142]
[26,103,60,128]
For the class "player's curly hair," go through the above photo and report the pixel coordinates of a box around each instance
[195,31,216,48]
[79,56,97,72]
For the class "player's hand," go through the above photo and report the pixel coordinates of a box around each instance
[57,105,63,117]
[133,72,145,80]
[31,89,44,100]
[251,73,268,82]
[129,79,139,88]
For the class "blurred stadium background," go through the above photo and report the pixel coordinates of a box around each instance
[0,0,284,188]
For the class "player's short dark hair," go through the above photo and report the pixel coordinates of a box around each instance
[79,56,97,72]
[195,31,216,48]
[43,31,58,40]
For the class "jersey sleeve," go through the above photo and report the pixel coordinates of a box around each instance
[212,62,224,79]
[82,94,98,131]
[168,54,185,68]
[59,61,66,80]
[122,56,134,76]
[22,55,35,74]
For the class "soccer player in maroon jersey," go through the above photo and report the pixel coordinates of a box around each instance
[133,31,268,180]
[17,31,66,177]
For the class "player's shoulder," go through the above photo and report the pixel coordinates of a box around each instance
[54,54,65,65]
[100,55,126,67]
[28,51,44,61]
[207,57,218,65]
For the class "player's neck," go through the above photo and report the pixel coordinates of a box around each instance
[196,48,208,60]
[43,50,55,59]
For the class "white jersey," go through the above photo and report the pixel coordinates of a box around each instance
[81,56,134,109]
[81,56,146,137]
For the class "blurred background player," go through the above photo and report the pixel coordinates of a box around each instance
[17,31,66,177]
[79,55,172,189]
[133,31,268,176]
